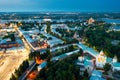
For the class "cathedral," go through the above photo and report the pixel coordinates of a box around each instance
[96,50,106,68]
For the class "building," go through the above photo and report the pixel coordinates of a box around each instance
[58,24,69,30]
[96,50,106,68]
[35,56,44,64]
[73,32,79,39]
[73,31,82,41]
[37,62,47,71]
[109,26,120,31]
[77,56,94,75]
[78,42,120,77]
[51,26,62,37]
[110,56,120,71]
[17,46,26,53]
[90,70,105,80]
[43,19,52,22]
[0,48,5,53]
[0,42,19,48]
[87,17,95,24]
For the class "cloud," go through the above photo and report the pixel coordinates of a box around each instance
[0,0,22,5]
[0,0,37,11]
[0,0,120,12]
[0,0,35,6]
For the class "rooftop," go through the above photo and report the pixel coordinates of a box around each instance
[90,70,105,80]
[78,43,99,57]
[90,76,105,80]
[51,50,79,61]
[92,70,102,77]
[38,62,47,69]
[112,62,120,67]
[84,60,93,66]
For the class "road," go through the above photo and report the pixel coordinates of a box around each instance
[0,26,31,80]
[0,52,29,80]
[18,61,36,80]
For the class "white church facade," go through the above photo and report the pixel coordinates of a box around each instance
[95,50,120,71]
[96,50,107,68]
[77,42,120,72]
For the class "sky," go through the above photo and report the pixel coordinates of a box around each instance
[0,0,120,12]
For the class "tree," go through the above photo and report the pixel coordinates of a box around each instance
[79,48,83,54]
[24,60,29,69]
[35,54,81,80]
[69,45,74,51]
[10,34,15,41]
[83,69,89,78]
[46,49,51,61]
[12,59,30,79]
[29,52,34,60]
[104,63,111,73]
[46,21,51,33]
[14,69,20,78]
[10,74,16,80]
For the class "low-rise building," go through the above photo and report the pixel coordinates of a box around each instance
[87,17,95,24]
[0,42,19,48]
[78,42,120,73]
[77,56,94,75]
[90,70,105,80]
[37,62,47,71]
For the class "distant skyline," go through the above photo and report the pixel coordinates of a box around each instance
[0,0,120,12]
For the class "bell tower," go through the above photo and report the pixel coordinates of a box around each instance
[113,56,117,63]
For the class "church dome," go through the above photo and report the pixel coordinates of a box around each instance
[99,50,104,56]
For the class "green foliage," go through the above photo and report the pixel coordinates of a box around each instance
[56,28,75,38]
[46,21,51,33]
[35,53,82,80]
[29,49,51,60]
[51,31,79,45]
[82,24,120,59]
[3,33,15,41]
[10,74,17,80]
[20,21,40,31]
[50,28,79,44]
[104,63,111,73]
[83,69,89,78]
[10,60,29,79]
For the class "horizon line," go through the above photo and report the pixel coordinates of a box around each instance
[0,11,120,13]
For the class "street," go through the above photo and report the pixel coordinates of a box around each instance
[0,52,29,80]
[18,61,36,80]
[0,26,31,80]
